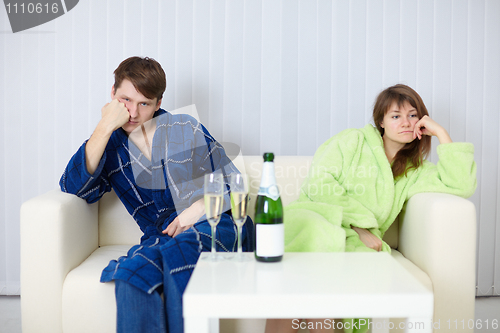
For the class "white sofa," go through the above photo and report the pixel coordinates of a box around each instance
[20,156,477,333]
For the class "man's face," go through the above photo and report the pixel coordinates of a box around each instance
[111,79,162,134]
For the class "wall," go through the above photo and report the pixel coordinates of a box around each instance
[0,0,498,296]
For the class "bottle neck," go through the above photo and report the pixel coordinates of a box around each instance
[259,161,277,188]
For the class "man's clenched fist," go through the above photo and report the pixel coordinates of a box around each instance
[101,99,130,132]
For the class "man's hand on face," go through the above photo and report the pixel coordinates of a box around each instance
[100,99,130,133]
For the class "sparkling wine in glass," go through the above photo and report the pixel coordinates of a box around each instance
[204,172,225,261]
[230,173,251,261]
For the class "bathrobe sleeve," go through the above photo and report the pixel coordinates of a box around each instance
[407,142,477,199]
[59,140,112,203]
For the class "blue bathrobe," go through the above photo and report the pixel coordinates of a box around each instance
[60,109,253,333]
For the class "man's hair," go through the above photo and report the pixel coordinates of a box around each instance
[372,84,431,178]
[113,56,166,101]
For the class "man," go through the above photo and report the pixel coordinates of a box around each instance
[60,56,252,333]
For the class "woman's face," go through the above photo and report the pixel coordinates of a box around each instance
[380,101,420,149]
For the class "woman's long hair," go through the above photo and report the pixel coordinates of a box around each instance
[373,84,432,178]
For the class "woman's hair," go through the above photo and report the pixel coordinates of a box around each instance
[373,84,431,178]
[113,56,167,101]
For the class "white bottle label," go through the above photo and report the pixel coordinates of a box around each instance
[256,224,284,257]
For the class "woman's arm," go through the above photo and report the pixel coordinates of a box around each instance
[408,116,477,199]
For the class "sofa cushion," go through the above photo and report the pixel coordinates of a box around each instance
[62,245,130,333]
[98,191,142,246]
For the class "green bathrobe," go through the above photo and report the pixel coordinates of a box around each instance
[284,124,476,333]
[284,123,477,254]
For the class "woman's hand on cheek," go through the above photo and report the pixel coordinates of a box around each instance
[413,116,452,144]
[413,116,436,140]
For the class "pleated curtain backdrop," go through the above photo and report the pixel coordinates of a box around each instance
[0,0,499,296]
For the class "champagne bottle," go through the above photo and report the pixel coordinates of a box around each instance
[254,152,284,262]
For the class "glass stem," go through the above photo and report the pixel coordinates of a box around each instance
[211,224,216,255]
[237,224,243,255]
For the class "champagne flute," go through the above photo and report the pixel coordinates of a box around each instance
[203,171,225,261]
[230,173,251,261]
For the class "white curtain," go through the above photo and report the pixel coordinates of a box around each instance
[1,0,499,296]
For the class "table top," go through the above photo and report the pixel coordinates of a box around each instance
[183,252,433,319]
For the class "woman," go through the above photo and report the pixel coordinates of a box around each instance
[267,84,477,333]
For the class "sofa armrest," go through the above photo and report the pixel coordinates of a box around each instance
[398,193,476,332]
[20,189,99,333]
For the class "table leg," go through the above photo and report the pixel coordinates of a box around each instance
[210,318,220,333]
[184,317,210,333]
[405,317,432,333]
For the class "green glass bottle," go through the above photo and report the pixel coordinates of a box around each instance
[254,152,284,262]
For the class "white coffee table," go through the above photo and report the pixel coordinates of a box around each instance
[183,252,433,333]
